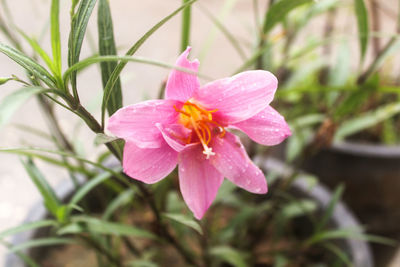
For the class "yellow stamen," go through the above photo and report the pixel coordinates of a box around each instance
[174,100,225,158]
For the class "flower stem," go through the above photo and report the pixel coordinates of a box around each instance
[180,0,192,52]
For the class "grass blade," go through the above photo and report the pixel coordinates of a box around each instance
[98,0,122,115]
[101,0,197,126]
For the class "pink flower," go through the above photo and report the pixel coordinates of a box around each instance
[107,47,291,219]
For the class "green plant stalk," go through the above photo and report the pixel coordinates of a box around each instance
[181,0,192,52]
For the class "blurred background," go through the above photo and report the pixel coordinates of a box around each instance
[1,0,400,266]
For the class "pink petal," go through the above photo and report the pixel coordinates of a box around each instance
[179,144,224,219]
[165,47,200,102]
[107,99,180,149]
[123,141,178,184]
[156,123,191,152]
[193,70,278,124]
[232,106,291,146]
[210,132,267,194]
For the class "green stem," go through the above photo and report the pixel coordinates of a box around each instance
[181,0,192,52]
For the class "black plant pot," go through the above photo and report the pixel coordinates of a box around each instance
[6,158,373,267]
[255,157,374,267]
[299,141,400,266]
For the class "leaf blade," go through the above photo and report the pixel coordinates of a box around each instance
[98,0,122,115]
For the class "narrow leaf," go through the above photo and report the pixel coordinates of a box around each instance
[0,43,56,87]
[263,0,313,33]
[210,246,248,267]
[68,0,97,90]
[102,189,134,220]
[314,184,344,233]
[335,102,400,141]
[51,0,62,76]
[16,30,54,74]
[98,0,122,115]
[69,172,112,207]
[354,0,369,63]
[21,159,61,218]
[163,213,202,234]
[0,220,57,239]
[60,217,156,239]
[9,238,75,253]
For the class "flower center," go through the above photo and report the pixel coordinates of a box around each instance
[174,100,225,159]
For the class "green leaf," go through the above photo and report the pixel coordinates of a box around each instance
[69,172,112,207]
[353,0,369,63]
[68,0,97,90]
[16,29,54,74]
[102,189,134,220]
[8,238,76,253]
[0,220,57,239]
[314,184,344,233]
[308,228,397,246]
[262,0,313,33]
[163,213,202,235]
[328,40,350,87]
[60,217,156,239]
[281,199,317,219]
[334,102,400,141]
[51,0,62,77]
[21,159,61,220]
[0,87,47,129]
[209,246,248,267]
[0,43,56,87]
[322,243,352,266]
[63,55,202,85]
[333,85,375,121]
[101,0,197,126]
[98,0,122,115]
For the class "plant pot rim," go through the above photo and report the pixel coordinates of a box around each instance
[331,141,400,158]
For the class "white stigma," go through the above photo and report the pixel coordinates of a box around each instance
[203,146,215,159]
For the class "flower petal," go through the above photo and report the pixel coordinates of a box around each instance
[232,106,291,146]
[210,132,267,194]
[179,144,224,219]
[123,141,178,184]
[193,70,278,124]
[156,123,192,152]
[107,99,179,148]
[165,47,200,102]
